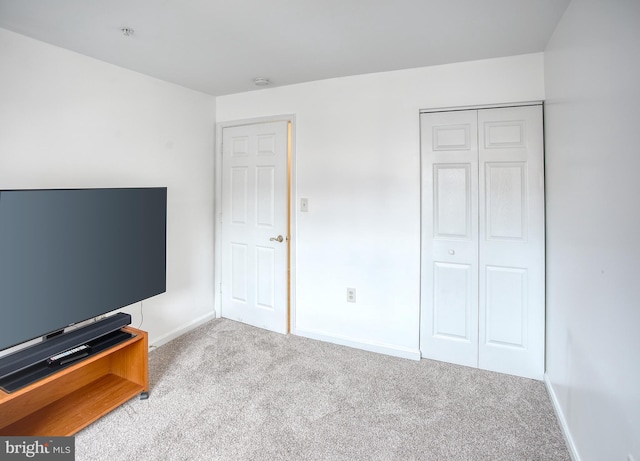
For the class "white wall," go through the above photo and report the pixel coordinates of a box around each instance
[544,1,640,460]
[217,54,545,358]
[0,28,216,347]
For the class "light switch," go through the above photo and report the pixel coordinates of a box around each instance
[300,198,309,212]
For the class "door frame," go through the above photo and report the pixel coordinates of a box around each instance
[419,101,543,114]
[214,114,297,333]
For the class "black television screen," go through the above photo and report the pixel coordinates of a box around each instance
[0,188,167,352]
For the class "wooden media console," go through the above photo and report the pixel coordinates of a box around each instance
[0,326,148,436]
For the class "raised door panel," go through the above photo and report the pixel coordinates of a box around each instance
[434,165,471,239]
[432,124,471,151]
[484,266,527,348]
[232,136,249,157]
[433,262,473,341]
[256,246,275,310]
[256,166,275,227]
[230,243,248,304]
[230,167,248,225]
[483,121,526,149]
[485,163,527,241]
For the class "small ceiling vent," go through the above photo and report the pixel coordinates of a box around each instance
[253,77,270,87]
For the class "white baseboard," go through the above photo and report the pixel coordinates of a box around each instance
[149,311,217,349]
[544,373,580,461]
[294,327,421,361]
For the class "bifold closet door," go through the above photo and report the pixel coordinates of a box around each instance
[420,110,479,368]
[420,105,544,380]
[477,106,544,379]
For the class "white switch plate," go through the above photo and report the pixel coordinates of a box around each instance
[300,198,309,212]
[347,288,356,303]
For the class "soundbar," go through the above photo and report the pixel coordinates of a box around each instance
[0,313,131,384]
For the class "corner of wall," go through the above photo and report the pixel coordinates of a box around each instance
[544,374,580,461]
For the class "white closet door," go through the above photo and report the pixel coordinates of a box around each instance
[478,105,545,379]
[420,104,545,380]
[420,110,479,368]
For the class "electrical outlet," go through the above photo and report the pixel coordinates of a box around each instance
[347,288,356,303]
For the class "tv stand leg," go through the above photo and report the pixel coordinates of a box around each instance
[139,392,149,400]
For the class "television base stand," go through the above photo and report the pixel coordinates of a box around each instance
[0,326,148,436]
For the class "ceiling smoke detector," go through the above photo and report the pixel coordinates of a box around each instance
[253,77,270,87]
[121,27,134,37]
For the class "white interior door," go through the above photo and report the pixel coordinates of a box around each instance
[420,110,479,368]
[478,105,544,379]
[221,121,288,334]
[420,105,545,379]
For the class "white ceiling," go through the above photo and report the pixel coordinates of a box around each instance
[0,0,570,96]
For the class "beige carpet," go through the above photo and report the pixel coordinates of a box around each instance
[76,318,570,460]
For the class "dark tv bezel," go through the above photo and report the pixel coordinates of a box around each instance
[0,187,167,354]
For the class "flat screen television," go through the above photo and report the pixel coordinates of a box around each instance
[0,188,167,353]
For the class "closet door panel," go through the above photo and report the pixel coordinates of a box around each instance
[478,106,545,380]
[420,110,479,368]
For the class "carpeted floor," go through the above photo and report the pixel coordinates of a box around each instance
[76,318,570,460]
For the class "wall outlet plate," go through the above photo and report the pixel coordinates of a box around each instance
[347,288,356,303]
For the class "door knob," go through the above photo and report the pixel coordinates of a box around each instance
[270,235,284,243]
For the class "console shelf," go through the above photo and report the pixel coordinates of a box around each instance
[0,327,148,436]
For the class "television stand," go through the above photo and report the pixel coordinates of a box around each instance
[0,326,148,436]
